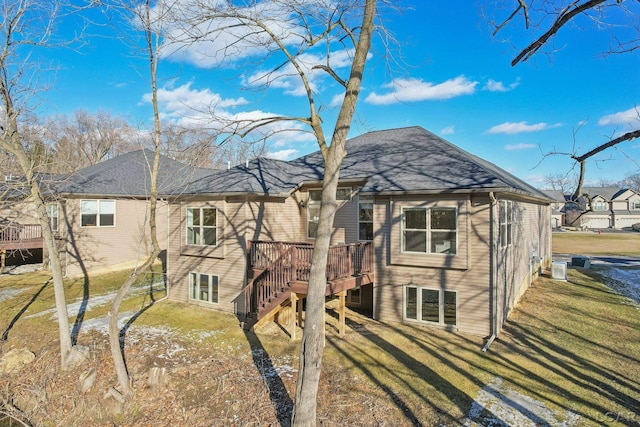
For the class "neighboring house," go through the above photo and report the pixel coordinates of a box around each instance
[1,151,220,276]
[49,150,212,276]
[165,126,553,340]
[544,189,568,228]
[563,187,640,230]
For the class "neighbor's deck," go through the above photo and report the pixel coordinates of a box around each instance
[0,224,43,251]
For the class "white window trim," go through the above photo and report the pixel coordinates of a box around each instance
[46,202,59,232]
[631,200,640,210]
[186,207,218,247]
[80,199,116,228]
[400,206,458,255]
[358,196,374,242]
[499,200,512,248]
[403,285,457,327]
[593,200,607,211]
[189,271,219,304]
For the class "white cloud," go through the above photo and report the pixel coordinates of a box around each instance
[505,143,537,150]
[266,148,299,160]
[156,0,307,69]
[365,76,478,105]
[244,49,358,97]
[440,125,455,135]
[484,78,520,92]
[598,107,639,127]
[141,81,248,128]
[486,121,561,134]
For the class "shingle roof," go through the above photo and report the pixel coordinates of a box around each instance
[289,126,550,199]
[57,149,213,197]
[53,127,553,202]
[176,126,551,201]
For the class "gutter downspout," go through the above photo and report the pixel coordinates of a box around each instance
[482,191,498,352]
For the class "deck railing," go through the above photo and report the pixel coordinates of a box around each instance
[244,240,373,321]
[0,224,43,244]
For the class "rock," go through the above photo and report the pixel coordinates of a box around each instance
[78,368,97,393]
[147,367,169,388]
[0,348,35,373]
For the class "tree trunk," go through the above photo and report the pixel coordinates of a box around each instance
[291,1,376,425]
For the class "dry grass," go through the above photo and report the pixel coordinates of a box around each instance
[0,240,639,425]
[553,231,640,256]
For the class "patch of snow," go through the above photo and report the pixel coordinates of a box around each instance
[465,377,580,427]
[598,267,640,307]
[0,287,26,302]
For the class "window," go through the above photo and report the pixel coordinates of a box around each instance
[190,272,219,304]
[593,200,607,211]
[46,203,58,232]
[401,207,457,254]
[632,200,640,210]
[306,187,352,239]
[308,187,352,202]
[404,285,456,326]
[358,196,373,241]
[347,288,361,305]
[499,201,512,248]
[81,200,115,227]
[186,207,217,246]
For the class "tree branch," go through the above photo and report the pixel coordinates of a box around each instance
[572,128,640,162]
[512,0,607,65]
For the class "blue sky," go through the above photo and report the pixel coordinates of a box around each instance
[39,1,640,188]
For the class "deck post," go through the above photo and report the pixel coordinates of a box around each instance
[1,249,5,274]
[338,291,346,337]
[297,294,303,329]
[291,292,298,340]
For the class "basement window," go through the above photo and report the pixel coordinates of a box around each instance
[190,272,219,304]
[404,286,457,326]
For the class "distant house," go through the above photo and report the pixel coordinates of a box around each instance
[561,187,640,230]
[164,126,553,340]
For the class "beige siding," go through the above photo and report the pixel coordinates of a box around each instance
[0,200,39,224]
[167,196,307,315]
[374,194,492,337]
[61,198,169,277]
[495,199,551,333]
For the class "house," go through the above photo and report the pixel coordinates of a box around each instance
[0,150,222,276]
[563,187,640,230]
[164,126,553,339]
[46,150,212,276]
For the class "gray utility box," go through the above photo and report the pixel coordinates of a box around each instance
[571,256,591,268]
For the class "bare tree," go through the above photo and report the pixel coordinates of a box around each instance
[486,1,640,199]
[543,172,577,193]
[620,172,640,192]
[0,0,88,370]
[167,0,379,423]
[93,0,167,400]
[43,110,138,173]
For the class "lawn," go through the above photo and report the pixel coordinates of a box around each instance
[0,234,638,425]
[553,231,640,256]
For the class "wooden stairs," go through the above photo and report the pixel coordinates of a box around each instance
[242,240,373,330]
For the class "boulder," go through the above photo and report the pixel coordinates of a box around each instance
[0,348,36,373]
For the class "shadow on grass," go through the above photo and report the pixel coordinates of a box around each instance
[243,329,293,427]
[119,271,167,349]
[1,279,50,341]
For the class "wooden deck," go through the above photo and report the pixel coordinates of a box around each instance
[0,224,44,251]
[243,240,374,328]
